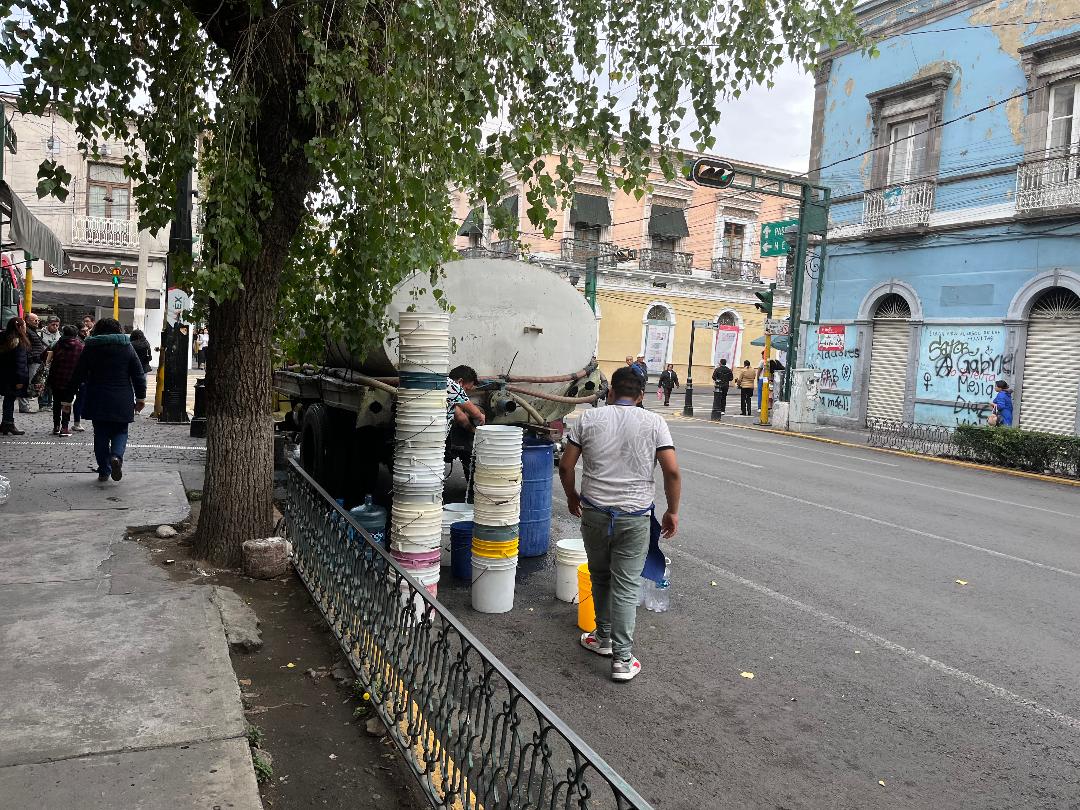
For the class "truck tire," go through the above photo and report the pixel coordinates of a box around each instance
[300,403,333,490]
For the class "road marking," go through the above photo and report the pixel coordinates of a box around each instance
[670,423,900,466]
[683,434,1080,520]
[681,465,1080,579]
[679,448,762,468]
[1,441,206,451]
[665,545,1080,732]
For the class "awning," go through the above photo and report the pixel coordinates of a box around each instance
[28,280,160,310]
[648,205,689,238]
[0,180,67,272]
[751,334,790,351]
[457,207,483,237]
[569,193,611,227]
[499,195,518,219]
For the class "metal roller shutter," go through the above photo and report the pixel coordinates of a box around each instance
[1020,316,1080,435]
[867,321,909,421]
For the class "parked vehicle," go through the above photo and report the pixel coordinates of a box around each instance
[275,258,603,502]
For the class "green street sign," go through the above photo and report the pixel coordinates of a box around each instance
[759,218,799,258]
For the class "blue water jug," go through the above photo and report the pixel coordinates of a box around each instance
[349,495,387,547]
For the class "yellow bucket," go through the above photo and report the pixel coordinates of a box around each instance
[471,539,520,559]
[577,563,595,633]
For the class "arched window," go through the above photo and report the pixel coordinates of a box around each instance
[717,311,738,326]
[873,293,912,320]
[641,302,675,373]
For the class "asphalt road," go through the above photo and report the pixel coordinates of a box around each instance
[438,411,1080,810]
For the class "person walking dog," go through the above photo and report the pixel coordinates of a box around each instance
[71,318,146,482]
[558,366,681,682]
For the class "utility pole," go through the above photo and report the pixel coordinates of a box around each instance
[159,166,193,424]
[23,251,33,313]
[755,283,776,425]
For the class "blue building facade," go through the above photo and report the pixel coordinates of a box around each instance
[805,0,1080,433]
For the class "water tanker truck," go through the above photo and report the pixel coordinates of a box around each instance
[274,258,604,502]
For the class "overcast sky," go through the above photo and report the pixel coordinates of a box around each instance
[684,63,816,173]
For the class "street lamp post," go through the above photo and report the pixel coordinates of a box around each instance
[683,319,719,418]
[682,322,698,417]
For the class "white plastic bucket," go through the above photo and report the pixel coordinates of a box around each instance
[474,426,523,460]
[554,538,589,602]
[398,311,449,332]
[471,554,517,613]
[390,535,442,554]
[442,503,474,565]
[472,505,520,527]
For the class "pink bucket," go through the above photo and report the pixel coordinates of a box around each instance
[392,549,442,570]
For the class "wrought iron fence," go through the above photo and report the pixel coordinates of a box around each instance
[286,460,653,810]
[710,256,760,282]
[866,417,957,457]
[862,180,935,230]
[638,247,693,275]
[1015,154,1080,211]
[559,237,620,264]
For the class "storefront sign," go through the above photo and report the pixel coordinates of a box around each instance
[817,324,845,352]
[46,258,137,284]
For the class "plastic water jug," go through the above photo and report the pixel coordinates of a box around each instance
[349,495,388,546]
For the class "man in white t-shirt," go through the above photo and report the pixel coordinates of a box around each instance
[558,366,681,682]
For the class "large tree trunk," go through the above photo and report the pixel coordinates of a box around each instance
[192,39,321,566]
[193,256,280,567]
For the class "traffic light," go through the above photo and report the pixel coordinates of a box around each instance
[690,158,736,189]
[111,262,121,287]
[754,283,776,318]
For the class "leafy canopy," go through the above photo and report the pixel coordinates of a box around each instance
[1,0,859,359]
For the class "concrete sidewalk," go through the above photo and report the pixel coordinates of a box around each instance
[0,414,261,809]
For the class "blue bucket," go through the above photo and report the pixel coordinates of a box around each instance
[450,520,474,580]
[519,439,554,557]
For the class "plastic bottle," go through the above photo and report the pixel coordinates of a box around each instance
[638,577,649,607]
[651,579,670,612]
[349,495,388,547]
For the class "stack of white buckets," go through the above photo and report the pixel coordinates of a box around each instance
[470,425,524,613]
[389,311,450,601]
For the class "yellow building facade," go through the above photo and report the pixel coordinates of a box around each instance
[453,146,796,382]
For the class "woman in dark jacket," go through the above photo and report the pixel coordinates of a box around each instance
[45,325,84,436]
[71,318,147,481]
[129,329,153,374]
[0,316,30,434]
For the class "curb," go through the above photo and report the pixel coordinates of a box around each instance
[671,413,1080,489]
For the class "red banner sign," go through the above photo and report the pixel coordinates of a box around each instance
[818,324,845,352]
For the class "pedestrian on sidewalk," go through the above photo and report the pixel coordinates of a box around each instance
[735,360,755,416]
[45,325,83,436]
[989,380,1013,427]
[558,366,681,682]
[0,317,30,435]
[71,318,147,482]
[712,359,734,413]
[194,327,209,370]
[39,316,61,408]
[657,364,679,406]
[19,312,46,413]
[130,329,153,374]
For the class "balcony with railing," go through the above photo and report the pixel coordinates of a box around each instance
[1016,154,1080,212]
[456,239,519,260]
[71,215,139,248]
[638,247,693,275]
[559,237,619,264]
[863,180,935,231]
[710,256,761,283]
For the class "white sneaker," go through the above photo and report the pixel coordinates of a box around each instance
[579,632,612,657]
[611,657,641,682]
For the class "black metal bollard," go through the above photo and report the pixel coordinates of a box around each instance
[189,377,207,438]
[710,383,723,421]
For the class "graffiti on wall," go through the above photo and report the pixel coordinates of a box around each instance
[805,325,857,416]
[916,326,1013,426]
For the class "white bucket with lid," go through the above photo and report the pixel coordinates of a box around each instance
[472,496,520,526]
[471,554,517,613]
[554,538,589,602]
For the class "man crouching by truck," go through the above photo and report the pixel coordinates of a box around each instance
[558,366,681,682]
[446,365,485,501]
